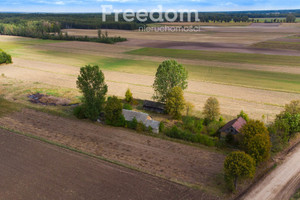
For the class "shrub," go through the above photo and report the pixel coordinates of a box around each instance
[165,125,216,147]
[182,116,204,134]
[123,103,133,110]
[105,96,124,127]
[76,65,107,121]
[165,86,185,119]
[136,122,146,132]
[159,122,165,132]
[237,110,249,122]
[125,89,133,103]
[127,117,138,130]
[73,105,86,119]
[206,120,223,136]
[0,49,12,64]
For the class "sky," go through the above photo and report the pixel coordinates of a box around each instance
[1,0,300,13]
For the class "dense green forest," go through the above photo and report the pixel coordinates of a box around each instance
[0,21,127,44]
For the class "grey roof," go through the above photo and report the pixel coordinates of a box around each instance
[122,109,160,133]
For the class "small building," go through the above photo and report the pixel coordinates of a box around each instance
[219,117,247,138]
[122,109,160,134]
[143,100,165,114]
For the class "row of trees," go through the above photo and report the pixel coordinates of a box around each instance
[0,21,127,44]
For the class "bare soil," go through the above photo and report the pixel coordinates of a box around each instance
[0,128,215,200]
[119,38,300,56]
[0,109,226,195]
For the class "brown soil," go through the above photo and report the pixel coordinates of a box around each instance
[0,128,216,200]
[0,109,226,195]
[120,38,300,56]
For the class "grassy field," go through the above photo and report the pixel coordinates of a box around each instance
[127,47,300,67]
[2,38,300,93]
[252,41,300,51]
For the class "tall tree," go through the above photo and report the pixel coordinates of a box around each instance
[240,120,271,164]
[153,60,188,102]
[203,97,220,121]
[224,151,256,191]
[77,65,107,120]
[286,14,296,23]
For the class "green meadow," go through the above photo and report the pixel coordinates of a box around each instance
[127,47,300,67]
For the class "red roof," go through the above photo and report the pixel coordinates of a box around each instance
[220,117,247,133]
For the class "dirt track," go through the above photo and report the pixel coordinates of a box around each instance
[0,128,213,200]
[0,109,225,195]
[241,145,300,200]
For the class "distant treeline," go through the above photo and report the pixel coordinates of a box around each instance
[0,21,127,44]
[0,10,299,31]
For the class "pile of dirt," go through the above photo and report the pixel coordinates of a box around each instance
[28,93,72,106]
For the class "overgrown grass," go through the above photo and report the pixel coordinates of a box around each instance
[127,47,300,67]
[0,97,21,116]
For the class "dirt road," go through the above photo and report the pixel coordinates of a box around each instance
[0,128,214,200]
[241,145,300,200]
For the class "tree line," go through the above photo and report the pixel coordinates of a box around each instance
[0,21,127,44]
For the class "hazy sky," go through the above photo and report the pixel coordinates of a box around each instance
[1,0,300,13]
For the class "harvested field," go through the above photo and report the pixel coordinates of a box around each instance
[63,27,297,45]
[0,109,226,197]
[120,39,300,56]
[2,58,300,120]
[0,128,214,200]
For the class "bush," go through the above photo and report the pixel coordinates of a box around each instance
[105,96,124,127]
[0,49,12,64]
[206,120,223,136]
[73,105,86,119]
[165,125,217,147]
[123,103,133,110]
[136,122,146,132]
[182,116,204,134]
[237,110,249,122]
[125,89,133,103]
[165,86,185,119]
[127,117,138,130]
[159,122,165,132]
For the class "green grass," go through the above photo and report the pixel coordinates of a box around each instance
[127,47,300,67]
[252,41,300,51]
[0,97,21,116]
